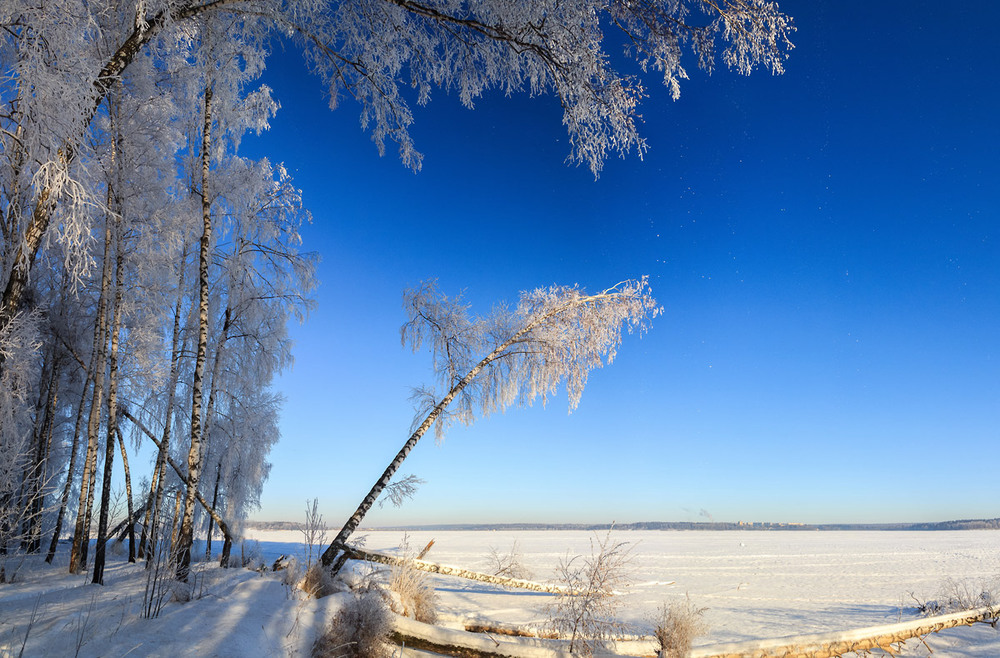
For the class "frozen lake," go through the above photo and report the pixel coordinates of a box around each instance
[249,528,1000,654]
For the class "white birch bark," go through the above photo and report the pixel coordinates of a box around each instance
[176,84,213,583]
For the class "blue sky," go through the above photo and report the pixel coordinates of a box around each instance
[244,1,999,526]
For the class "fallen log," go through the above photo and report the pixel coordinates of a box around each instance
[688,604,998,658]
[343,545,572,594]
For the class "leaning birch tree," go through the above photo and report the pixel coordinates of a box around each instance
[321,278,660,574]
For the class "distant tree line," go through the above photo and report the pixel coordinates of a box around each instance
[360,519,1000,532]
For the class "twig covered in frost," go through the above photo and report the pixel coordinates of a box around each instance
[547,528,633,655]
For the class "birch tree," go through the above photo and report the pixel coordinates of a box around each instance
[321,278,660,574]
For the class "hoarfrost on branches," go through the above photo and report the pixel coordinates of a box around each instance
[378,474,425,509]
[401,277,662,442]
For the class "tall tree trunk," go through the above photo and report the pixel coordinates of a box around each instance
[79,413,100,569]
[93,234,125,585]
[170,491,182,550]
[137,461,160,561]
[24,357,59,553]
[220,534,232,568]
[116,427,135,562]
[69,214,115,574]
[176,84,213,583]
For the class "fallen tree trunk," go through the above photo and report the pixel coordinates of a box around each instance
[689,604,998,658]
[343,545,572,594]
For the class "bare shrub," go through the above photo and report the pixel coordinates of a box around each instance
[142,515,172,619]
[654,596,707,658]
[547,528,632,655]
[73,592,98,657]
[487,541,532,580]
[312,590,393,658]
[911,577,1000,616]
[302,498,328,569]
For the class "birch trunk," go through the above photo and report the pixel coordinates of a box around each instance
[205,460,221,560]
[321,327,540,573]
[93,227,125,585]
[201,306,231,562]
[176,84,213,583]
[21,346,59,553]
[26,359,59,553]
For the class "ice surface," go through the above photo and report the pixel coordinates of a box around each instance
[345,529,1000,655]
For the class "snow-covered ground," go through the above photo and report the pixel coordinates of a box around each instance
[2,529,998,656]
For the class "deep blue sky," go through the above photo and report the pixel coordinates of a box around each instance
[244,1,999,525]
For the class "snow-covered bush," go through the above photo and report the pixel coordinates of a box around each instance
[301,563,339,599]
[311,590,392,658]
[240,540,264,570]
[912,577,1000,616]
[654,596,707,658]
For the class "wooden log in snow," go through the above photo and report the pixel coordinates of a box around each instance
[343,546,572,594]
[689,604,998,658]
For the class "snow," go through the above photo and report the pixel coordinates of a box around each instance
[0,544,344,657]
[2,530,998,656]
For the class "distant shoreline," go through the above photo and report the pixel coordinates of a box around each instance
[247,518,1000,532]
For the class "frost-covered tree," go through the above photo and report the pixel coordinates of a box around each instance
[321,278,660,573]
[0,0,791,575]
